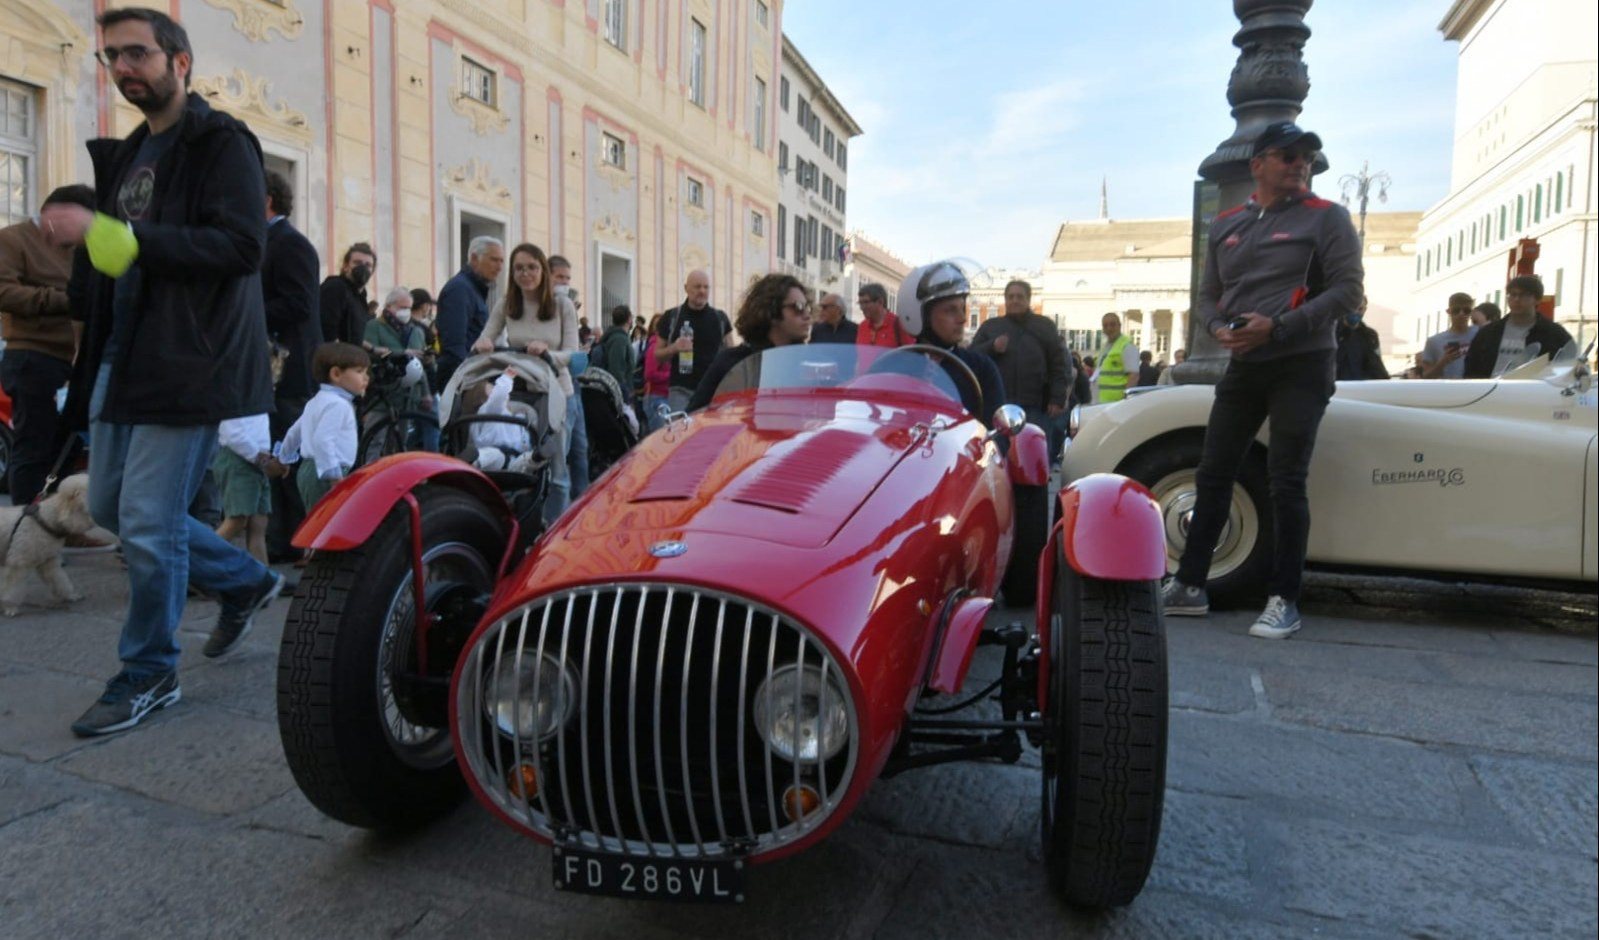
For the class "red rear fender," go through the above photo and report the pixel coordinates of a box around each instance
[292,453,513,551]
[927,595,994,694]
[1005,423,1050,487]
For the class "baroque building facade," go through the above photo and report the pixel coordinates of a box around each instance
[775,34,857,298]
[1409,0,1597,349]
[3,0,786,319]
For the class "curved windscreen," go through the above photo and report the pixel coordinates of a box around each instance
[710,345,970,414]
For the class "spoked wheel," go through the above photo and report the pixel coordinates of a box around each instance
[277,486,507,828]
[1040,549,1167,909]
[1122,440,1269,605]
[1001,483,1048,607]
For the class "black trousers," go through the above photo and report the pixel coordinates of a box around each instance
[267,393,309,559]
[1,348,73,504]
[1176,350,1336,602]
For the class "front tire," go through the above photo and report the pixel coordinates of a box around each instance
[1001,484,1048,607]
[277,486,506,828]
[1122,438,1270,605]
[1040,554,1167,909]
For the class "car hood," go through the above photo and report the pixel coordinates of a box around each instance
[559,393,925,549]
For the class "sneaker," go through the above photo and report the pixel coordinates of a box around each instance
[71,671,181,737]
[1161,578,1209,616]
[204,570,286,658]
[1248,595,1302,639]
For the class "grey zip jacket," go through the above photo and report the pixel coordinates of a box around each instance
[1198,189,1363,363]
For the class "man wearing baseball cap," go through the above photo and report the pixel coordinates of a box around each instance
[1161,121,1363,641]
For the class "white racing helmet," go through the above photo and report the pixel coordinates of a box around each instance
[894,258,987,337]
[401,355,426,387]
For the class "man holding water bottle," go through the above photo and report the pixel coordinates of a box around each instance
[654,268,732,412]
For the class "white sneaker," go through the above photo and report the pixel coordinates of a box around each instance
[1248,595,1302,639]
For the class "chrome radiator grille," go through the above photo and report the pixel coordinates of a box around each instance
[455,584,859,858]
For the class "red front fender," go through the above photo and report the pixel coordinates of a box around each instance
[1035,472,1166,709]
[291,452,514,551]
[1005,423,1050,487]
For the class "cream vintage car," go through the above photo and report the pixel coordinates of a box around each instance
[1062,344,1598,602]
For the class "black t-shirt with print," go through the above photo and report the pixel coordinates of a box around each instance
[106,127,177,359]
[657,303,731,392]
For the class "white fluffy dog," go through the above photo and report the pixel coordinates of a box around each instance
[0,474,98,616]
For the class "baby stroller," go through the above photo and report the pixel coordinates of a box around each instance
[437,350,566,534]
[577,366,639,478]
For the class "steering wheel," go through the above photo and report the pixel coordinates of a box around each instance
[863,344,984,418]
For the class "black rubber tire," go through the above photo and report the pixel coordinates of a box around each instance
[1001,484,1048,607]
[276,485,505,829]
[1041,556,1167,909]
[1121,437,1271,605]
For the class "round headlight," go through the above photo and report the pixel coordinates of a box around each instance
[752,665,849,763]
[484,653,576,740]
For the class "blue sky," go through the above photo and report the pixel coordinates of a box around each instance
[782,0,1461,270]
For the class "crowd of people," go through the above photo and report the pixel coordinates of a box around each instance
[0,10,1584,739]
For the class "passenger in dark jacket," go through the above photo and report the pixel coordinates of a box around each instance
[434,236,505,389]
[1335,300,1389,381]
[45,8,282,737]
[1462,275,1573,378]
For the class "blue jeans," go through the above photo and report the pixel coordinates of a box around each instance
[88,365,270,677]
[566,388,588,499]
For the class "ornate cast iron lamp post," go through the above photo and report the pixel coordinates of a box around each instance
[1339,161,1391,246]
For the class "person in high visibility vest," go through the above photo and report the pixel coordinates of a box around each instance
[1096,313,1140,402]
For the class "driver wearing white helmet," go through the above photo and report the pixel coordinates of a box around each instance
[895,261,1006,429]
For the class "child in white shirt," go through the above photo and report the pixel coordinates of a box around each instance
[469,368,537,473]
[212,413,284,563]
[280,342,370,511]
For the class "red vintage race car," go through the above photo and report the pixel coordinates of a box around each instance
[276,342,1170,909]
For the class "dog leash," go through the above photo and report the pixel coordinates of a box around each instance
[3,500,74,565]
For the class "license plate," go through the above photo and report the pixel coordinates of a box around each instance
[552,846,745,903]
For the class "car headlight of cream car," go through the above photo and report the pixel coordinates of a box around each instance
[485,653,578,740]
[752,664,850,762]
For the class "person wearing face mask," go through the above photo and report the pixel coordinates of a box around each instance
[363,286,426,415]
[1334,295,1388,381]
[319,241,377,346]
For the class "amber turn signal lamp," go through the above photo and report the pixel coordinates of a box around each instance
[508,762,539,800]
[781,784,820,822]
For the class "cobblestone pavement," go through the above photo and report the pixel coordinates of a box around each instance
[2,552,1594,939]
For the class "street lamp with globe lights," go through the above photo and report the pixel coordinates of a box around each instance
[1339,161,1391,247]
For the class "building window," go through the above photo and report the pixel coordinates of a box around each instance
[821,225,833,261]
[778,141,788,173]
[780,76,789,111]
[822,175,833,202]
[836,187,845,213]
[601,131,626,169]
[796,96,808,127]
[837,144,847,171]
[753,77,767,151]
[1555,172,1564,213]
[1498,206,1507,240]
[686,176,704,208]
[689,19,707,108]
[808,214,818,256]
[755,0,769,28]
[0,79,38,227]
[1534,183,1543,224]
[824,128,834,159]
[777,205,787,259]
[793,215,807,267]
[1515,194,1523,232]
[461,57,497,108]
[751,210,764,236]
[808,113,820,144]
[603,0,627,49]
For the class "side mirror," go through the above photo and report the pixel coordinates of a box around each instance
[992,404,1027,437]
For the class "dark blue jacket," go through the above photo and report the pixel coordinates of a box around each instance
[64,94,272,429]
[435,264,491,387]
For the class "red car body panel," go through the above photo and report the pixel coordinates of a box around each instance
[452,386,1017,862]
[291,452,512,551]
[1035,473,1166,709]
[927,594,996,694]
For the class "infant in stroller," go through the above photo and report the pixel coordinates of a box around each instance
[465,368,538,473]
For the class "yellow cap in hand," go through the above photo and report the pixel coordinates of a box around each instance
[85,212,139,277]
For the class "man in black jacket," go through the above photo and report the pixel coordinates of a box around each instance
[320,241,376,346]
[1334,297,1389,381]
[261,170,321,562]
[1463,275,1573,378]
[44,7,283,737]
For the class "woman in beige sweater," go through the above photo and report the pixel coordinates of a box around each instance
[471,242,582,520]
